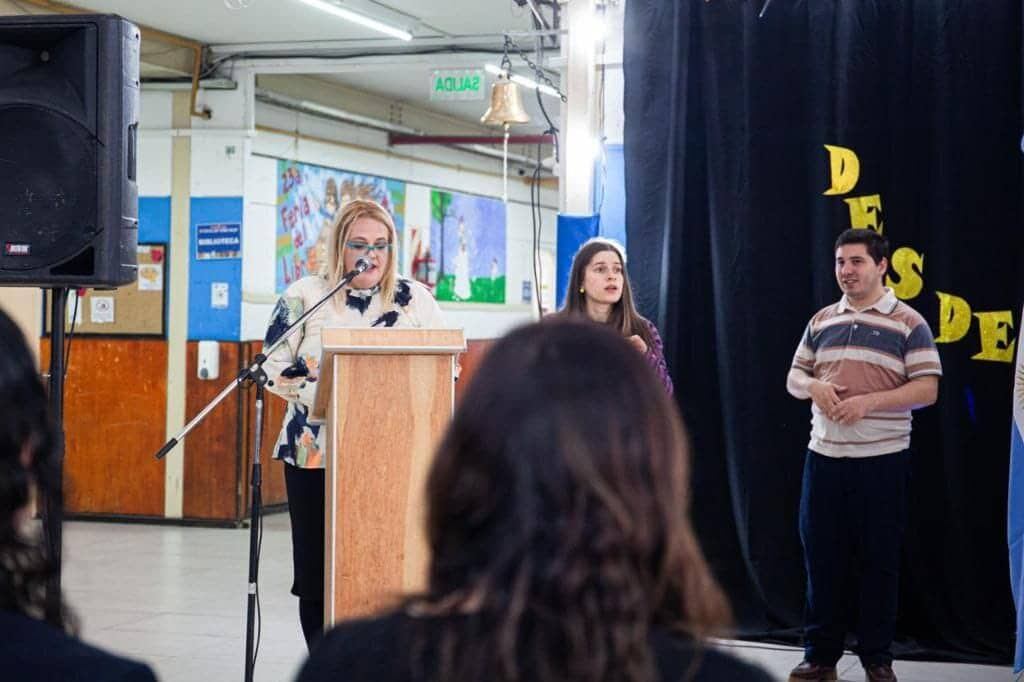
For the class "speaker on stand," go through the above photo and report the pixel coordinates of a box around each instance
[0,13,140,620]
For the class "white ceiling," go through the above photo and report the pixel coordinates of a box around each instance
[63,0,562,132]
[62,0,540,45]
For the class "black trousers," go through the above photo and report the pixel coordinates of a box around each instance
[284,463,325,647]
[799,449,911,668]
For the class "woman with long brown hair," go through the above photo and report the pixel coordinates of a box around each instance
[298,319,771,682]
[561,238,673,394]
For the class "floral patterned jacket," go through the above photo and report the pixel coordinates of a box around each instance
[262,275,446,468]
[643,318,674,396]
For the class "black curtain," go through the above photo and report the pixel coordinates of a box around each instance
[624,0,1023,663]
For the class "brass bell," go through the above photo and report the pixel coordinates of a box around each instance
[481,73,530,126]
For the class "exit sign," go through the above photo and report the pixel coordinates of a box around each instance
[430,69,485,101]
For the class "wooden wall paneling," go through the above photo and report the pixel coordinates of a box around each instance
[41,337,167,516]
[182,341,244,521]
[454,338,495,405]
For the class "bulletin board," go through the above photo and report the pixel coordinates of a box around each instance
[44,243,167,337]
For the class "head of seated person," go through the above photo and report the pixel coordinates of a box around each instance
[0,308,67,629]
[302,318,741,682]
[419,319,730,676]
[0,310,157,681]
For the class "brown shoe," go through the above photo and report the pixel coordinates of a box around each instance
[864,664,897,682]
[788,660,838,681]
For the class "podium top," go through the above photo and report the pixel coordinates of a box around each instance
[311,327,466,423]
[321,327,466,355]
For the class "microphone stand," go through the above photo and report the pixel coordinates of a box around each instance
[154,258,370,682]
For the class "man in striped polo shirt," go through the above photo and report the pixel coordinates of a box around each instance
[785,228,941,682]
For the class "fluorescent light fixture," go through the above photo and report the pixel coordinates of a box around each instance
[485,63,561,99]
[294,0,412,41]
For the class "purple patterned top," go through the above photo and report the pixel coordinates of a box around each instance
[643,319,674,395]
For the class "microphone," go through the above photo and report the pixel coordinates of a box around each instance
[338,256,372,286]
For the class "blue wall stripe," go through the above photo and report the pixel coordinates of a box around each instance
[556,214,601,309]
[188,197,243,341]
[598,144,627,248]
[139,196,171,243]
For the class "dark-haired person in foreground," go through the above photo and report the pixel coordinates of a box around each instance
[0,309,157,681]
[786,228,941,682]
[297,319,772,682]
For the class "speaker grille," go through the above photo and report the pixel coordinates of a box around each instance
[0,104,97,272]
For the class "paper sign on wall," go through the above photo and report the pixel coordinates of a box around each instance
[196,222,242,260]
[211,282,229,310]
[90,296,115,324]
[138,263,163,291]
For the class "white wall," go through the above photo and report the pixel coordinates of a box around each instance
[243,114,559,340]
[139,83,559,341]
[138,90,174,195]
[241,153,279,340]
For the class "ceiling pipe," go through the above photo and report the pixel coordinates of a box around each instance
[185,41,212,119]
[207,30,565,55]
[142,78,238,91]
[389,133,555,146]
[255,88,551,169]
[255,88,417,134]
[522,0,547,29]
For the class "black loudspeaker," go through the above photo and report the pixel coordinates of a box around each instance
[0,14,140,288]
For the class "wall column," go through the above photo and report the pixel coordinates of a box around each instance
[559,0,601,215]
[164,91,193,518]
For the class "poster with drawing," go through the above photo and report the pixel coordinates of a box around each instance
[275,159,406,293]
[426,189,506,303]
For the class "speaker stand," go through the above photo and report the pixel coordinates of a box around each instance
[44,287,68,624]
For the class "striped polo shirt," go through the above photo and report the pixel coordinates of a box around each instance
[791,288,942,458]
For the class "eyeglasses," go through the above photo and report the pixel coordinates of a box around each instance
[345,240,393,254]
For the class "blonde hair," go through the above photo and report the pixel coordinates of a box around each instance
[327,198,399,308]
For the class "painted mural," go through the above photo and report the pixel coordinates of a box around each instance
[275,160,406,292]
[423,189,506,303]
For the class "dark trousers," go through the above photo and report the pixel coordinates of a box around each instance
[284,463,325,649]
[799,449,911,668]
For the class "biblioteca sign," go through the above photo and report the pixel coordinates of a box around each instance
[430,69,485,101]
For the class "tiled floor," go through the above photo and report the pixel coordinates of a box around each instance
[718,640,1012,682]
[61,514,1014,682]
[64,514,306,682]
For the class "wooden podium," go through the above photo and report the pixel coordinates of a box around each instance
[311,327,465,625]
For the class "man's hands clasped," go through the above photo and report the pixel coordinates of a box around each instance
[808,379,874,426]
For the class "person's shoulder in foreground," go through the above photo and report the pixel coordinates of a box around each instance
[297,610,775,682]
[297,611,411,681]
[0,609,157,682]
